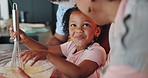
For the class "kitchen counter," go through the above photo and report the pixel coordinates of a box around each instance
[0,26,53,51]
[0,26,54,77]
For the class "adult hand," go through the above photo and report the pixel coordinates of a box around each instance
[20,50,49,66]
[16,67,31,78]
[9,25,28,43]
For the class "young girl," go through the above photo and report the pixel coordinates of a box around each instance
[11,7,106,78]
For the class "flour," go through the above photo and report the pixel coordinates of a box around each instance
[0,60,54,78]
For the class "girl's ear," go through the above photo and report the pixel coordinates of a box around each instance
[95,27,101,37]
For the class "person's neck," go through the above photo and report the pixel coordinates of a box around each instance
[76,45,87,51]
[104,0,121,23]
[76,42,94,51]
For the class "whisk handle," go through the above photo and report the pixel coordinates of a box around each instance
[12,3,19,41]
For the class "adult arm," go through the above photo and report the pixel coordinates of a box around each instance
[46,33,68,46]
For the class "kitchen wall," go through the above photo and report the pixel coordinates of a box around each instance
[9,0,58,34]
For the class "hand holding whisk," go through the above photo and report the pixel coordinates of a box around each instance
[11,3,23,68]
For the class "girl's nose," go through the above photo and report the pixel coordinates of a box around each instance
[75,27,83,33]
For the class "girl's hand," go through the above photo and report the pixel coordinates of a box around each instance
[16,67,31,78]
[0,75,5,78]
[9,25,28,43]
[20,50,48,66]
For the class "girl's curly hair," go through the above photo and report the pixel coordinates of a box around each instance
[62,7,79,36]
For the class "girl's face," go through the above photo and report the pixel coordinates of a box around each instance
[69,11,100,50]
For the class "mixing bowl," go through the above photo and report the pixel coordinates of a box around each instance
[0,50,54,78]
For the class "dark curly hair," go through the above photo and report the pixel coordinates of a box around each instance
[62,7,79,36]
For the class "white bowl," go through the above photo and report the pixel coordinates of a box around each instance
[0,50,54,78]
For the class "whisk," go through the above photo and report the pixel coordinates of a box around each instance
[11,3,23,67]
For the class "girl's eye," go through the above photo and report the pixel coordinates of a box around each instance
[70,24,76,27]
[83,24,90,27]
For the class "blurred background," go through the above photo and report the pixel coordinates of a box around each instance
[0,0,58,34]
[0,0,59,50]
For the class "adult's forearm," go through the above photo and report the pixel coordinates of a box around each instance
[24,36,48,50]
[46,33,68,46]
[46,36,63,46]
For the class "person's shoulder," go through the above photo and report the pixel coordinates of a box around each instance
[91,43,104,49]
[58,5,69,10]
[52,0,76,8]
[62,41,75,48]
[89,43,106,53]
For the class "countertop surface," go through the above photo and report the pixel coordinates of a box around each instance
[0,26,53,50]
